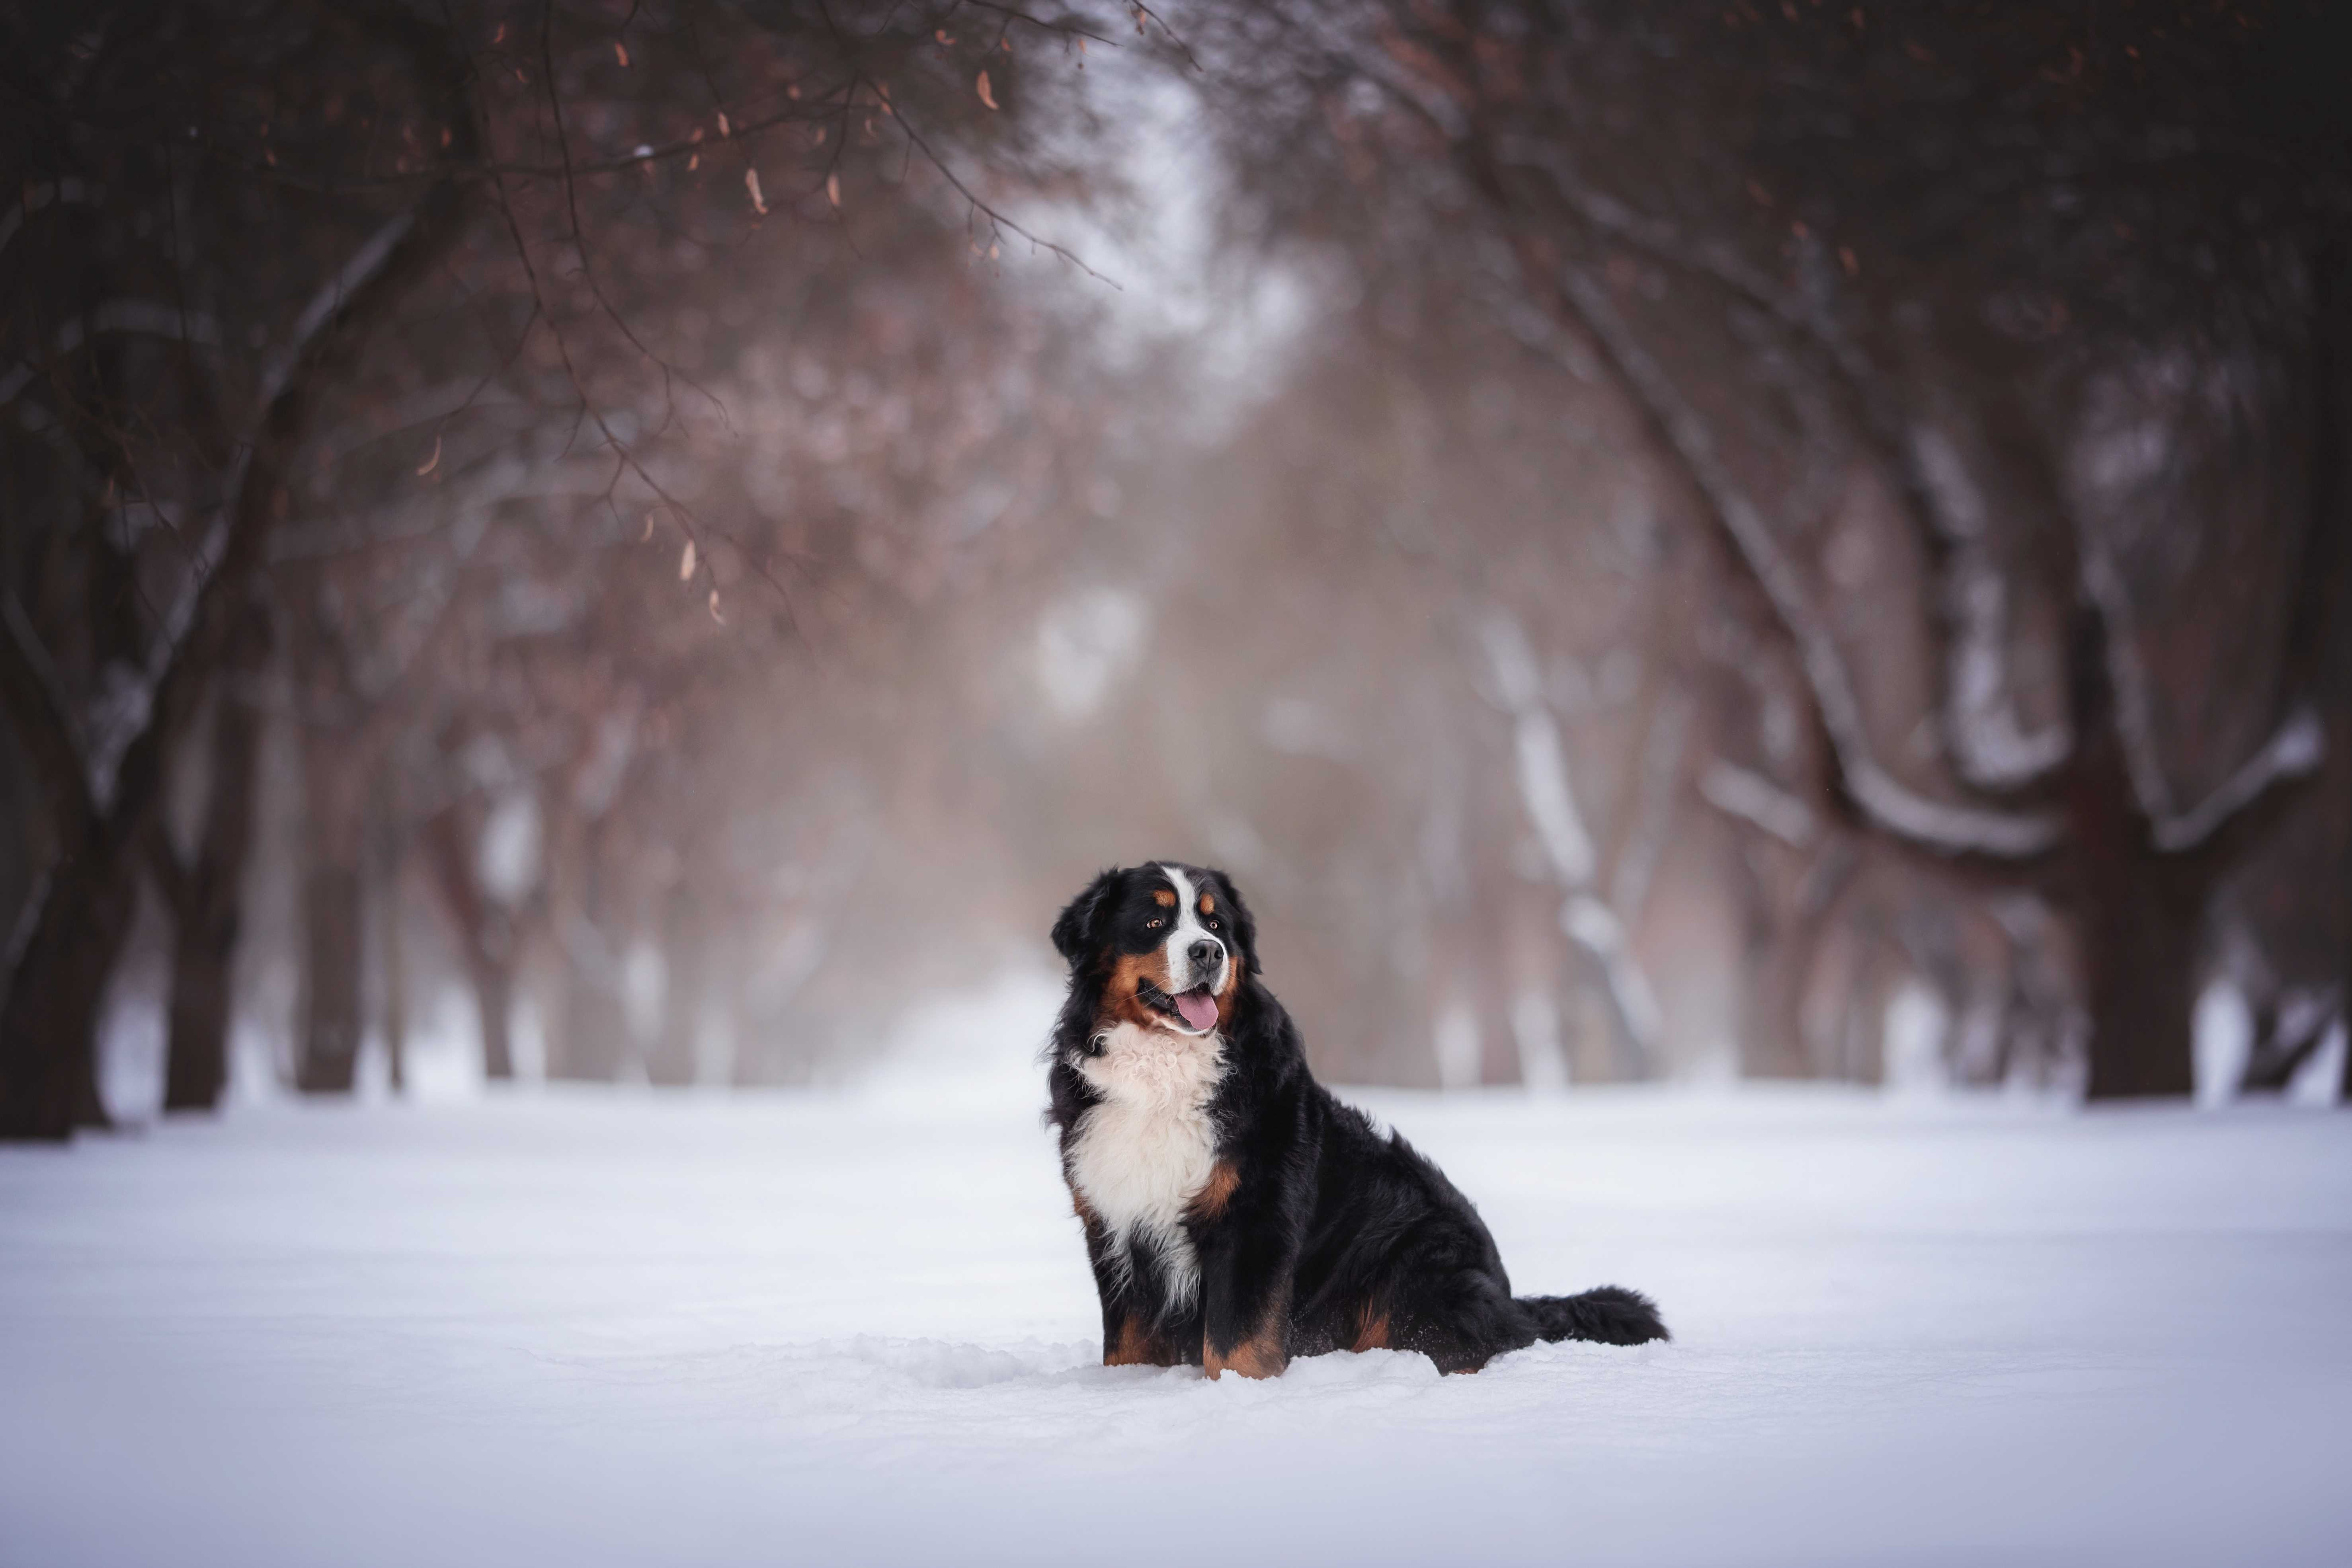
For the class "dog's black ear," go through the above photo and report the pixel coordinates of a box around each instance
[1205,867,1258,976]
[1050,867,1122,967]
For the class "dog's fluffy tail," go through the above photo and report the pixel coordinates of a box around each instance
[1517,1285,1669,1346]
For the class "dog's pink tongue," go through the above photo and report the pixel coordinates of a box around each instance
[1175,989,1220,1032]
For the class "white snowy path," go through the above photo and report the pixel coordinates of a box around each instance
[4,1082,2349,1567]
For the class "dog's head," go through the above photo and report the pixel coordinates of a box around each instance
[1050,862,1256,1038]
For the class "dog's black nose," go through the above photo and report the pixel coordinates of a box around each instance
[1188,939,1224,977]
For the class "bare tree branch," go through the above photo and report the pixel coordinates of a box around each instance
[0,591,96,841]
[0,300,226,407]
[2078,544,2325,851]
[883,86,1120,288]
[1,10,481,1133]
[1476,609,1663,1065]
[0,179,101,259]
[1500,144,2073,794]
[2153,707,2325,854]
[2078,543,2181,824]
[1906,424,2073,790]
[1531,255,2064,858]
[1607,687,1690,923]
[135,209,421,694]
[1700,760,1817,849]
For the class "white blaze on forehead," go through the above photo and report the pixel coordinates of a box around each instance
[1156,863,1226,996]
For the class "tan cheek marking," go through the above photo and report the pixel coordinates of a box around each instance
[1104,950,1175,1030]
[1350,1306,1391,1353]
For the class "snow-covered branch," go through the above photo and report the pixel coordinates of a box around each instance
[2151,708,2324,854]
[1699,761,1816,849]
[1479,614,1597,884]
[1538,261,2064,859]
[1476,610,1662,1063]
[1506,164,2306,861]
[2079,544,2323,852]
[0,179,100,260]
[1561,892,1662,1049]
[2078,543,2179,826]
[0,300,225,407]
[1608,690,1689,923]
[148,209,422,679]
[266,213,419,411]
[1501,147,2073,798]
[1908,426,2072,790]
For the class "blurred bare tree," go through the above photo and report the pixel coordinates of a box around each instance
[1190,0,2350,1098]
[0,0,1132,1135]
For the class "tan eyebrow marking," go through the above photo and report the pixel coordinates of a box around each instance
[1153,888,1177,908]
[1199,893,1215,915]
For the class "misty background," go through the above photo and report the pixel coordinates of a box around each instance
[2,0,2345,1125]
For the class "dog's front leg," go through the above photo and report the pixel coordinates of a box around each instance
[1193,1181,1296,1379]
[1075,1203,1181,1367]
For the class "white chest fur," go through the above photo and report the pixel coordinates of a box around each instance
[1066,1020,1225,1307]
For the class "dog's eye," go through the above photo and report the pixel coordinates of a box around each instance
[1146,918,1164,930]
[1205,917,1221,930]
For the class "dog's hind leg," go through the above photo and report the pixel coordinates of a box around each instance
[1394,1270,1540,1374]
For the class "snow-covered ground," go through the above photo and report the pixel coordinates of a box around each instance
[7,1003,2350,1566]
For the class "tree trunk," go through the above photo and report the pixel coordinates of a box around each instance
[1740,931,1815,1080]
[2311,246,2352,1108]
[163,879,241,1111]
[551,942,632,1081]
[1733,839,1853,1081]
[0,585,135,1137]
[0,853,133,1137]
[422,805,517,1081]
[2065,672,2202,1100]
[295,724,371,1094]
[296,863,365,1093]
[2077,856,2201,1100]
[646,887,703,1086]
[467,943,516,1083]
[162,602,268,1113]
[0,85,476,1138]
[381,837,407,1096]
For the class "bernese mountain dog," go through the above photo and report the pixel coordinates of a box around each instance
[1046,861,1668,1379]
